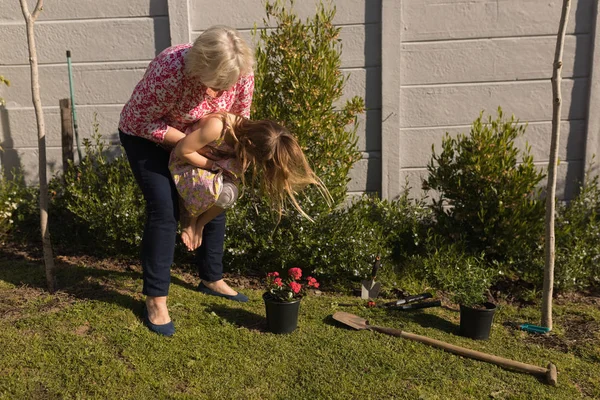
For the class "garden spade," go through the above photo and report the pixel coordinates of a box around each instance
[361,256,381,299]
[332,312,558,386]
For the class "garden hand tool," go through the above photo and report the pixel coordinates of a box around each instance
[394,300,441,311]
[361,256,381,299]
[332,312,558,386]
[519,324,551,334]
[383,293,433,308]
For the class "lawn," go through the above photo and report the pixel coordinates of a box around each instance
[0,249,599,399]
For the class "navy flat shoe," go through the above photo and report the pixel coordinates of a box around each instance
[197,282,249,303]
[143,307,175,337]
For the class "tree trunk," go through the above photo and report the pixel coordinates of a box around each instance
[542,0,571,330]
[19,0,56,293]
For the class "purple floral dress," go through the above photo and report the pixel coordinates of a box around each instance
[168,123,242,218]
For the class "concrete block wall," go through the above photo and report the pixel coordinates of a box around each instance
[382,0,600,201]
[2,0,599,202]
[0,0,170,181]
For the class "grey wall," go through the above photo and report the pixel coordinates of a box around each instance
[0,0,170,180]
[1,0,599,202]
[383,0,600,201]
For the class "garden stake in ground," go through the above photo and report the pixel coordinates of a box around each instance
[332,312,558,386]
[361,255,382,299]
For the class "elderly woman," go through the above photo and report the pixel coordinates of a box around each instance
[119,26,254,336]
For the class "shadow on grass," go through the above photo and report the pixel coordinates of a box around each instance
[206,304,267,332]
[388,309,459,335]
[0,248,195,317]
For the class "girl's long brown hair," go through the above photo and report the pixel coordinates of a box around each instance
[226,116,331,220]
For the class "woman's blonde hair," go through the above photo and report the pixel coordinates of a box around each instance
[185,25,254,90]
[226,117,332,221]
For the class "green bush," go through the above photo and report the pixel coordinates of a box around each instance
[225,190,435,285]
[368,189,434,266]
[412,243,500,306]
[306,197,390,282]
[225,0,365,278]
[49,129,145,257]
[225,196,387,284]
[423,108,546,273]
[1,171,39,244]
[252,1,364,208]
[554,164,600,290]
[0,171,21,241]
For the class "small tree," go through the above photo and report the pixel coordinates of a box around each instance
[19,0,56,292]
[225,0,365,273]
[251,0,364,207]
[542,0,571,330]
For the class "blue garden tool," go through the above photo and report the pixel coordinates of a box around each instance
[519,324,551,334]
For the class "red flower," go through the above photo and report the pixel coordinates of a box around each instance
[274,277,283,287]
[267,272,280,277]
[289,281,302,294]
[367,301,376,308]
[288,267,302,280]
[307,276,319,287]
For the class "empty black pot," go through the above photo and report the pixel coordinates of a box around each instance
[263,292,301,334]
[459,302,497,340]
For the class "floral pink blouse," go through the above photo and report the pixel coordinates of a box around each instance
[118,44,254,143]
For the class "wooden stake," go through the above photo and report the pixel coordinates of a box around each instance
[60,98,73,174]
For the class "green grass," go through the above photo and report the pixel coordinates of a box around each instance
[0,254,599,399]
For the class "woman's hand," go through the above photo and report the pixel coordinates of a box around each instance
[162,127,187,148]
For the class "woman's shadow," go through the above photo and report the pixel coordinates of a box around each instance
[0,247,196,318]
[206,304,267,332]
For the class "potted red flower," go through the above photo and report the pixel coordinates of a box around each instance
[263,267,319,334]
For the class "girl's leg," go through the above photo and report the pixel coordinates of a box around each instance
[179,198,200,251]
[186,205,225,251]
[180,205,225,252]
[120,131,177,325]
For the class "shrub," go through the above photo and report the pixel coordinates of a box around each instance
[251,0,364,209]
[412,243,500,307]
[305,196,390,282]
[554,164,600,290]
[225,195,388,284]
[423,108,546,271]
[1,171,39,244]
[225,0,365,278]
[368,188,434,266]
[49,127,145,257]
[0,172,20,241]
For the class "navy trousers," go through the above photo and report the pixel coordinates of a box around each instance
[119,131,226,296]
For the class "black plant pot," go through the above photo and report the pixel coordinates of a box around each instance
[263,292,301,334]
[459,302,497,340]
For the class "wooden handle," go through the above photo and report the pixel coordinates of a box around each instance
[370,325,557,385]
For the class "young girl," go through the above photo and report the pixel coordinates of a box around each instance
[169,112,329,251]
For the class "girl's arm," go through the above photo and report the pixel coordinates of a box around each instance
[173,116,224,169]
